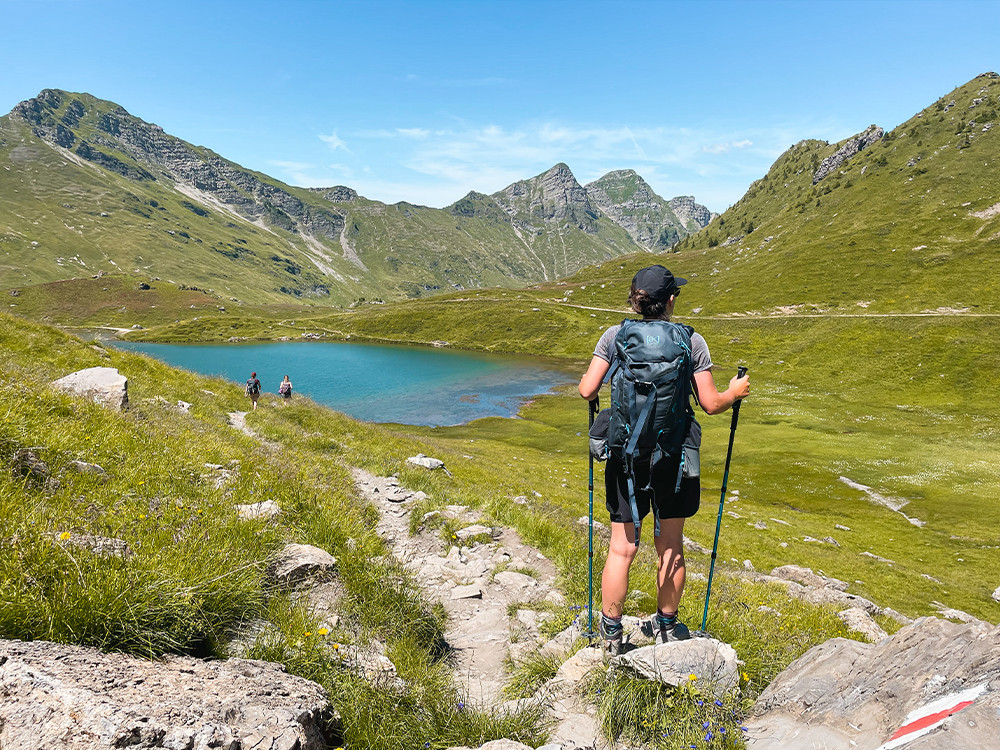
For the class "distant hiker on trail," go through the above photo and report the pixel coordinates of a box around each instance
[279,374,293,405]
[578,264,749,654]
[245,371,262,410]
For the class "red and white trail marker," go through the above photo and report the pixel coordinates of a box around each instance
[876,683,988,750]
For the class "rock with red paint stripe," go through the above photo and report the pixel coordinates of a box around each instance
[746,617,1000,749]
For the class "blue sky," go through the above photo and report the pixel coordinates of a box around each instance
[3,0,998,211]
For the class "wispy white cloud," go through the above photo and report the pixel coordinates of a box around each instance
[294,117,849,210]
[319,131,349,152]
[702,139,754,154]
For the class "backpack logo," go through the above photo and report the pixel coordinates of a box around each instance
[646,335,660,345]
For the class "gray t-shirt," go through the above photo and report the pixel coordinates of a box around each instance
[593,323,713,374]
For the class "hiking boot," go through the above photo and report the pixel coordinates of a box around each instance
[599,616,624,657]
[652,614,690,643]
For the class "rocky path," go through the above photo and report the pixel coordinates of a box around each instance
[352,467,565,706]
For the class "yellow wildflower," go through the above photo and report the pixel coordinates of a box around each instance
[59,531,71,540]
[304,631,312,637]
[318,628,329,636]
[688,673,697,682]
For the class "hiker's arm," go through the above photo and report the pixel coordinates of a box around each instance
[579,356,610,401]
[693,370,749,415]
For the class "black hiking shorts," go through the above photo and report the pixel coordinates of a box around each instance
[605,455,700,523]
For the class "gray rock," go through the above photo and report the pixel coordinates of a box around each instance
[52,367,128,410]
[269,543,337,586]
[55,532,131,558]
[451,584,483,600]
[455,524,491,540]
[67,460,107,478]
[993,585,1000,603]
[176,400,192,412]
[813,125,884,183]
[611,638,739,697]
[747,617,1000,749]
[407,453,445,470]
[445,741,535,750]
[236,500,282,520]
[771,565,849,592]
[11,448,50,483]
[0,639,334,750]
[837,607,888,643]
[551,645,604,687]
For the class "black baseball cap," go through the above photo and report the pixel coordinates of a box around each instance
[631,265,687,301]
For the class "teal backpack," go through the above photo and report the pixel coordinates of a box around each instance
[604,319,696,543]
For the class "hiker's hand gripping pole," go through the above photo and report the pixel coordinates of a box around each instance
[700,366,748,635]
[586,396,599,640]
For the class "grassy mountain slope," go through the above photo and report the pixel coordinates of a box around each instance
[669,72,1000,315]
[1,90,711,307]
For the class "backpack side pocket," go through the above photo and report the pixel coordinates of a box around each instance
[682,417,701,478]
[589,408,611,462]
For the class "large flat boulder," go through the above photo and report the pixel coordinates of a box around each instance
[0,639,336,749]
[611,638,739,698]
[52,367,129,410]
[747,617,1000,749]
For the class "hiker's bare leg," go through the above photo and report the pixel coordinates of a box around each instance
[602,522,639,618]
[654,517,686,614]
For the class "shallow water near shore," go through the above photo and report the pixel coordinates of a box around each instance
[112,339,575,426]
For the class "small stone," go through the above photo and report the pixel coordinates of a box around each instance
[269,543,337,586]
[451,584,483,600]
[236,500,282,520]
[837,607,888,643]
[67,460,107,478]
[455,524,491,540]
[544,590,567,606]
[993,585,1000,603]
[407,453,445,470]
[177,400,192,412]
[512,495,528,505]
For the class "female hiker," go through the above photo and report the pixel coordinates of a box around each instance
[578,265,749,654]
[279,374,293,405]
[245,371,262,410]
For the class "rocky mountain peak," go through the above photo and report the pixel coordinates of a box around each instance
[584,170,713,250]
[492,163,600,233]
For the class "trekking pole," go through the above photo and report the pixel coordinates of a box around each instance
[585,396,599,640]
[698,366,748,636]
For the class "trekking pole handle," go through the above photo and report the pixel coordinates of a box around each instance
[733,366,748,418]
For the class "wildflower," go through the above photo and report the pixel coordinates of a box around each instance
[333,643,340,650]
[318,628,329,636]
[304,631,312,637]
[138,481,145,485]
[703,721,710,729]
[688,673,697,681]
[697,700,704,707]
[705,731,713,741]
[59,531,71,540]
[742,671,749,681]
[715,699,723,707]
[457,701,465,710]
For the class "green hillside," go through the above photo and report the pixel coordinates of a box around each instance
[0,90,711,308]
[668,72,1000,315]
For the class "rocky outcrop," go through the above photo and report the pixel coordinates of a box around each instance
[11,90,345,241]
[584,170,712,249]
[813,125,884,183]
[747,617,1000,749]
[493,163,602,235]
[0,639,336,750]
[268,543,338,586]
[51,366,128,410]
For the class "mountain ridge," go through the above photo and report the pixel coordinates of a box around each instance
[1,89,712,302]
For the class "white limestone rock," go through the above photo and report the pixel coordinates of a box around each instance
[52,367,128,411]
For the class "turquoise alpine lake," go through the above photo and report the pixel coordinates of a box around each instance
[112,340,575,426]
